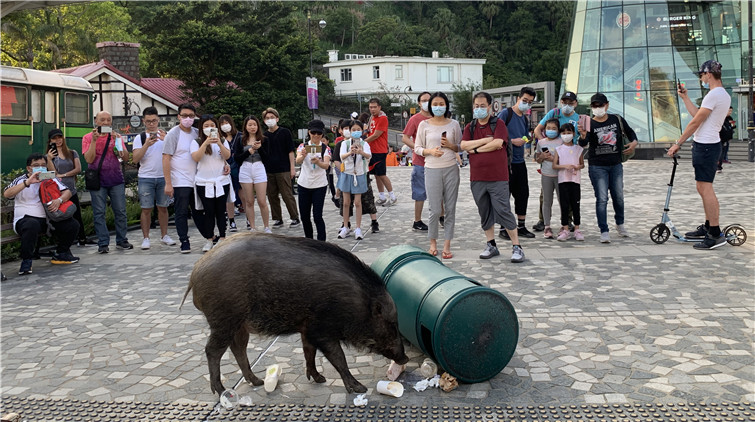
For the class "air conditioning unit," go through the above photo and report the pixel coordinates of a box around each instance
[345,54,355,60]
[358,55,366,59]
[366,55,373,58]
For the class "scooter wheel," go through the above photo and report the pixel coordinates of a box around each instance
[724,224,747,246]
[650,224,670,244]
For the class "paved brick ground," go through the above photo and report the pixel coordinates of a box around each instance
[1,159,753,410]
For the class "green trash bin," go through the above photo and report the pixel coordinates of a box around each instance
[372,245,519,383]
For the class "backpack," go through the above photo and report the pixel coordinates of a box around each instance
[719,118,734,142]
[470,115,513,174]
[39,179,77,222]
[614,114,635,163]
[340,139,368,174]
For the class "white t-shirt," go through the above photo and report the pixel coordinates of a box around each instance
[694,87,731,144]
[162,126,198,187]
[340,139,372,176]
[5,175,67,231]
[296,142,331,189]
[133,132,165,178]
[190,139,231,182]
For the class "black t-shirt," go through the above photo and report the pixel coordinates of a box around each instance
[579,114,637,166]
[259,127,295,173]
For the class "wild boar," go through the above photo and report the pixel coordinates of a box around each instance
[181,232,409,395]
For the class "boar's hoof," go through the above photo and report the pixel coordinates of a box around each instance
[346,380,368,394]
[306,369,327,384]
[247,374,264,386]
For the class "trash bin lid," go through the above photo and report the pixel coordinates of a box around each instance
[432,287,519,383]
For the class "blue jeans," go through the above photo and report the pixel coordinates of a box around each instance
[90,183,128,246]
[588,164,624,233]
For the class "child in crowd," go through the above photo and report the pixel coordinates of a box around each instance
[535,118,563,239]
[552,123,584,241]
[337,120,372,240]
[331,119,350,208]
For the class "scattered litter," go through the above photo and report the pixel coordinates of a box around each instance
[386,360,406,381]
[376,380,404,397]
[238,395,253,407]
[427,375,440,388]
[419,358,438,378]
[413,374,441,392]
[439,372,458,392]
[219,389,239,409]
[353,394,368,406]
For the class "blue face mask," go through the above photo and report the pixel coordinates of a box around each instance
[518,102,531,112]
[473,108,488,120]
[702,82,709,89]
[32,166,46,174]
[431,105,446,117]
[561,104,575,115]
[350,131,362,139]
[545,130,559,139]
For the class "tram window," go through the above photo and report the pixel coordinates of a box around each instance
[45,91,55,123]
[31,90,41,122]
[65,92,89,124]
[0,85,28,120]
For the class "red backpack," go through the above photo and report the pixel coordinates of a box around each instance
[39,179,77,221]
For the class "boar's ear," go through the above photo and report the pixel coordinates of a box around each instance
[372,300,384,316]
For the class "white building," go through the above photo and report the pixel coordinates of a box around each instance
[324,50,485,97]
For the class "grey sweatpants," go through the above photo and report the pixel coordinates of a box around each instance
[425,165,460,240]
[541,174,560,227]
[470,180,517,231]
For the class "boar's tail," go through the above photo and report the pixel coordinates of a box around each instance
[179,281,193,311]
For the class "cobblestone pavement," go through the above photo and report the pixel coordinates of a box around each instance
[1,159,753,410]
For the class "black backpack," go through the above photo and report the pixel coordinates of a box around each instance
[719,118,734,142]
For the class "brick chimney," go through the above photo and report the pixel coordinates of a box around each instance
[96,41,140,81]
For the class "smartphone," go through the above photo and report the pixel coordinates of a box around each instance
[209,128,218,138]
[441,131,447,138]
[97,125,112,134]
[37,170,56,180]
[48,143,58,155]
[541,147,549,153]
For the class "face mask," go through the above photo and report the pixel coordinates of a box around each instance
[545,130,558,139]
[473,108,489,120]
[203,127,214,136]
[420,102,429,112]
[180,117,194,128]
[431,105,446,117]
[220,124,232,133]
[561,134,574,143]
[342,129,351,138]
[32,166,46,174]
[592,106,607,118]
[264,119,277,129]
[518,102,531,112]
[561,104,575,115]
[702,81,710,89]
[351,131,362,139]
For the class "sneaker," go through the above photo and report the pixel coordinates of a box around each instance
[247,220,252,230]
[264,364,282,393]
[98,245,109,254]
[685,224,707,239]
[499,229,510,240]
[263,227,272,234]
[717,169,723,174]
[180,240,191,254]
[202,240,214,252]
[371,221,380,233]
[532,221,545,232]
[600,232,611,243]
[479,242,500,259]
[616,224,629,237]
[289,219,300,228]
[51,253,79,265]
[569,223,575,232]
[272,220,284,228]
[574,229,584,241]
[376,197,387,206]
[693,233,726,250]
[354,227,364,240]
[412,221,429,231]
[557,230,570,241]
[388,196,398,206]
[229,220,238,232]
[543,227,554,239]
[116,241,133,250]
[518,227,536,238]
[18,259,33,275]
[78,238,97,247]
[141,238,151,250]
[161,234,176,246]
[510,245,525,263]
[439,216,445,228]
[212,235,220,245]
[338,227,350,239]
[234,207,240,216]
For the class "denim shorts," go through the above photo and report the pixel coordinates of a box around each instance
[337,173,368,194]
[692,142,721,183]
[411,165,427,201]
[138,177,169,208]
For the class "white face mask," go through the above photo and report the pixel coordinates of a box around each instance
[420,102,429,112]
[203,127,214,136]
[220,124,232,133]
[342,129,351,139]
[592,106,607,118]
[561,134,574,143]
[264,119,277,129]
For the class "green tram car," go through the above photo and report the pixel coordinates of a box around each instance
[1,65,94,173]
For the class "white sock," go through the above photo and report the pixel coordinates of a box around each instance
[389,191,396,199]
[379,192,386,200]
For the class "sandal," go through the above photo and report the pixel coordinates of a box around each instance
[428,248,438,256]
[442,251,453,259]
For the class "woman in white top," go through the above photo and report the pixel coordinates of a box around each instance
[414,91,462,259]
[191,115,231,252]
[337,120,372,240]
[234,115,271,233]
[295,120,331,241]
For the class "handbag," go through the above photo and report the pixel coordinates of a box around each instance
[39,179,77,222]
[615,115,635,163]
[85,133,111,191]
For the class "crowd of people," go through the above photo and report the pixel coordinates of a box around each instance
[6,60,733,275]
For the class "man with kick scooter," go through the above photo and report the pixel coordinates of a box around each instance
[667,60,730,250]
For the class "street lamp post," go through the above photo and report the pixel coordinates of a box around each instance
[307,10,326,120]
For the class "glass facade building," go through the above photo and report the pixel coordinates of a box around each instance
[562,0,752,143]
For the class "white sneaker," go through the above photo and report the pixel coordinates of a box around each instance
[160,234,176,246]
[375,197,387,206]
[264,227,272,234]
[338,227,350,239]
[264,364,281,393]
[202,240,214,252]
[388,196,397,205]
[600,232,611,243]
[140,238,150,250]
[354,227,363,240]
[617,224,630,237]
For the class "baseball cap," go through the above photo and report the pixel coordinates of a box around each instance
[695,60,722,75]
[590,93,608,106]
[48,128,64,139]
[561,91,577,102]
[307,120,325,133]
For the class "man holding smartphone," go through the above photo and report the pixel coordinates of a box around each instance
[667,60,731,250]
[82,110,132,253]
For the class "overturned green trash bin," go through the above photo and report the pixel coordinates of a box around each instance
[372,245,519,383]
